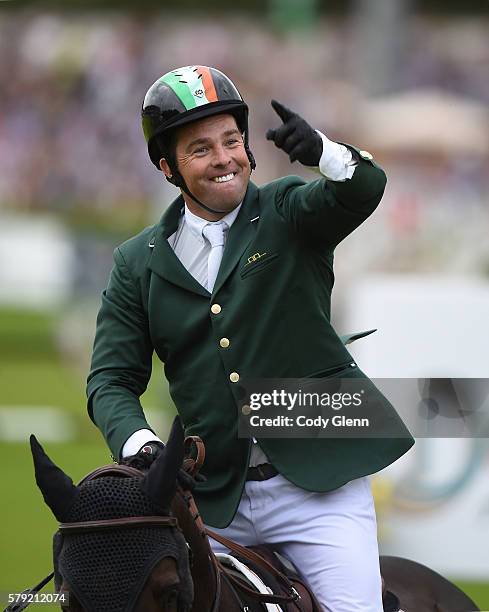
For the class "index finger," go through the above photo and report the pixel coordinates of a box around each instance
[271,99,296,123]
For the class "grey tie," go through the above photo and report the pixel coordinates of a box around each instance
[202,222,226,292]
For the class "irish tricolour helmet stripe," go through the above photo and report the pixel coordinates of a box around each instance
[160,66,218,110]
[142,64,254,171]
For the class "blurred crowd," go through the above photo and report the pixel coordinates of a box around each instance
[0,10,488,275]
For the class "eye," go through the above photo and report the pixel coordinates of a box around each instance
[193,146,208,155]
[160,587,179,607]
[226,138,241,147]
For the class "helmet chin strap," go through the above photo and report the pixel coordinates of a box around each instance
[179,181,230,216]
[169,169,240,216]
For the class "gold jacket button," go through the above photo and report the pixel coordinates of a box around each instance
[211,303,222,314]
[220,338,230,348]
[359,150,373,160]
[229,372,240,383]
[241,404,251,415]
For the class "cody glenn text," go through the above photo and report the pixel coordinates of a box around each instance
[248,415,370,428]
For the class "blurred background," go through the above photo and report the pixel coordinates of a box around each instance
[0,0,488,608]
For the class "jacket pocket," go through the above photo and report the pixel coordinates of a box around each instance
[305,361,357,378]
[240,252,279,279]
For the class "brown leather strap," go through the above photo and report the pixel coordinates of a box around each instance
[207,529,285,577]
[181,438,301,607]
[183,436,205,475]
[174,486,222,612]
[177,488,208,538]
[288,577,323,612]
[77,464,143,485]
[217,564,302,606]
[59,516,178,533]
[206,528,302,606]
[180,436,208,539]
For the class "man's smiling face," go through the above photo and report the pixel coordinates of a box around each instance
[160,114,251,220]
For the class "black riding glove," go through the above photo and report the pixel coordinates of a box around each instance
[123,441,166,471]
[266,99,323,166]
[123,441,205,491]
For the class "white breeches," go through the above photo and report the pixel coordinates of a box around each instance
[206,474,383,612]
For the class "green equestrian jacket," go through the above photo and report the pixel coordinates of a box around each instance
[87,146,414,527]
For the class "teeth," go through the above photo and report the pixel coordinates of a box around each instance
[213,173,234,183]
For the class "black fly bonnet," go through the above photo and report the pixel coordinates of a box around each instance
[56,473,193,612]
[30,418,194,612]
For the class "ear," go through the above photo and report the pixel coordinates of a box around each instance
[159,158,172,178]
[144,416,184,510]
[30,435,78,522]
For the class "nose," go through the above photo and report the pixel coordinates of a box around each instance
[211,144,232,167]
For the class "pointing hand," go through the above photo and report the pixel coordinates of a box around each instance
[266,99,323,166]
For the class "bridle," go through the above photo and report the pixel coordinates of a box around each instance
[59,464,179,535]
[3,464,192,612]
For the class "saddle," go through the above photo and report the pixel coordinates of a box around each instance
[207,530,401,612]
[208,529,323,612]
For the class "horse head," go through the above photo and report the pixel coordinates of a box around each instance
[30,417,194,612]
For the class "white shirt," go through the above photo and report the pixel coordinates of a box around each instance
[122,134,357,461]
[168,203,241,289]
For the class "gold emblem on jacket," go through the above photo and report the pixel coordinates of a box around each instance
[246,252,267,265]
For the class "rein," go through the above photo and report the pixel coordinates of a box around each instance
[180,439,307,611]
[176,437,222,612]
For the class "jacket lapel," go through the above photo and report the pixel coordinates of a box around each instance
[212,182,260,295]
[148,182,260,297]
[148,195,210,297]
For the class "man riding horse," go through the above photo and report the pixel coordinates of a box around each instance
[87,65,414,611]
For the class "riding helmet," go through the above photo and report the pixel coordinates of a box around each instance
[141,65,256,181]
